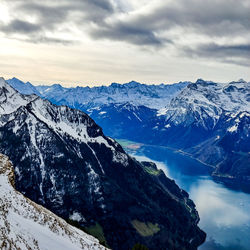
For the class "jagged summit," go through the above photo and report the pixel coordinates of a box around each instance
[0,77,35,115]
[229,78,247,84]
[0,77,14,89]
[194,78,216,86]
[5,77,41,96]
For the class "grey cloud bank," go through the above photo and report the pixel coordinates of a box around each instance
[0,0,249,84]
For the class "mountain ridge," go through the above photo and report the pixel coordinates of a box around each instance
[7,77,189,109]
[7,77,250,189]
[0,77,206,249]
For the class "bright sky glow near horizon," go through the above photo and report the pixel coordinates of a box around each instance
[0,0,249,86]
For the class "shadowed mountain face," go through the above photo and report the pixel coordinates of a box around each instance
[0,78,205,250]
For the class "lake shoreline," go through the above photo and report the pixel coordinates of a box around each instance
[116,138,250,195]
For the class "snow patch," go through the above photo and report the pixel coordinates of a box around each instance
[69,212,85,222]
[228,124,238,133]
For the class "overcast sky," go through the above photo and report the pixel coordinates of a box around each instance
[0,0,249,86]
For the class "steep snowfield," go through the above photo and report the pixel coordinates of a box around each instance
[0,154,106,250]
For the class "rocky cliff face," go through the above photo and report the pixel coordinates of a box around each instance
[0,78,205,249]
[0,154,106,250]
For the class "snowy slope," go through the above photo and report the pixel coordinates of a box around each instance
[0,77,36,115]
[0,154,106,250]
[161,79,250,130]
[6,77,41,96]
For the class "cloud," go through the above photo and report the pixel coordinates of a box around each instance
[25,36,75,45]
[18,0,114,25]
[183,43,250,67]
[88,0,250,61]
[0,0,249,66]
[89,23,164,46]
[0,19,41,34]
[0,0,115,44]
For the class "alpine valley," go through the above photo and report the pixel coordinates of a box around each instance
[7,77,250,190]
[0,77,206,249]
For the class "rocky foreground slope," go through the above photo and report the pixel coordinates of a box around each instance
[0,154,106,250]
[0,78,205,249]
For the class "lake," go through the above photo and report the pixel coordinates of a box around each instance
[117,139,250,250]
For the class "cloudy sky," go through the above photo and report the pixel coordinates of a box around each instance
[0,0,249,86]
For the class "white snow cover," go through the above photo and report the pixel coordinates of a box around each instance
[7,78,189,109]
[164,79,250,129]
[0,77,32,115]
[29,98,129,167]
[0,154,106,250]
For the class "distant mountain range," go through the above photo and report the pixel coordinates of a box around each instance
[7,77,250,190]
[7,77,189,109]
[0,77,205,249]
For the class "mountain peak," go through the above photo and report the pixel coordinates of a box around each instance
[229,79,247,84]
[7,77,41,96]
[126,80,141,87]
[9,77,27,85]
[195,78,216,86]
[110,81,142,88]
[0,77,16,91]
[0,77,32,115]
[0,76,7,85]
[10,76,20,81]
[52,83,63,88]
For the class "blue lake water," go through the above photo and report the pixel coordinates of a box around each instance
[118,140,250,250]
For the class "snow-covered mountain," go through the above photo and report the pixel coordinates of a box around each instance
[161,79,250,130]
[0,154,106,250]
[81,78,250,188]
[6,77,41,96]
[7,76,249,188]
[153,78,249,145]
[7,78,188,109]
[0,77,205,250]
[155,79,250,187]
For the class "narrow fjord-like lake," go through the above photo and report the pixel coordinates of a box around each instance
[117,140,250,250]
